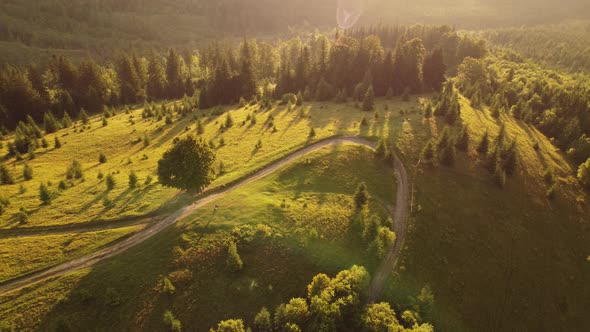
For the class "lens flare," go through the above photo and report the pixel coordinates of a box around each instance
[337,0,364,29]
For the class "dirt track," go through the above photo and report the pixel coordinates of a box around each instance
[0,137,410,299]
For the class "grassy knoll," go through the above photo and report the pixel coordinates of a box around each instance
[0,97,418,229]
[0,225,143,283]
[0,144,399,331]
[382,95,590,331]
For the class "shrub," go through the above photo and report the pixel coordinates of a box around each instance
[23,163,33,180]
[0,196,9,216]
[99,152,107,164]
[163,310,182,332]
[103,195,114,209]
[226,242,243,272]
[254,307,272,332]
[106,174,116,191]
[39,183,52,205]
[58,180,67,191]
[309,127,316,138]
[66,160,83,180]
[17,207,29,224]
[129,171,138,189]
[145,175,153,185]
[41,138,48,149]
[578,158,590,189]
[360,117,368,127]
[225,113,234,128]
[161,277,176,295]
[0,164,15,185]
[102,116,108,127]
[54,136,62,149]
[362,86,375,112]
[354,182,369,208]
[143,133,151,147]
[80,109,89,124]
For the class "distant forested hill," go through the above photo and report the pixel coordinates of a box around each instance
[0,0,587,65]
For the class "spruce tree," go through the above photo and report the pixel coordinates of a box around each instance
[362,86,375,112]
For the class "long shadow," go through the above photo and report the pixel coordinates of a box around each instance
[35,225,183,331]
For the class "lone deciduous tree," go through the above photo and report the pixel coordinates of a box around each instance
[157,136,215,192]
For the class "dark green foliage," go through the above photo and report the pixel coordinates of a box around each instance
[54,136,62,149]
[196,120,204,135]
[102,116,108,127]
[455,125,469,151]
[226,242,243,272]
[362,86,375,112]
[58,180,67,191]
[44,112,61,133]
[105,174,116,191]
[16,207,28,224]
[80,109,89,125]
[23,163,33,180]
[354,182,369,208]
[309,128,316,138]
[423,48,447,91]
[157,136,216,192]
[436,127,456,166]
[62,112,73,128]
[0,164,15,185]
[421,140,436,164]
[225,113,234,128]
[129,171,138,189]
[39,183,52,205]
[477,131,490,154]
[98,152,107,164]
[143,133,150,147]
[375,139,387,158]
[0,196,9,216]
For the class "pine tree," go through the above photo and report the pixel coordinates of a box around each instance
[54,136,62,149]
[23,163,33,180]
[456,126,469,151]
[354,182,370,208]
[39,183,52,205]
[362,86,375,112]
[477,131,490,154]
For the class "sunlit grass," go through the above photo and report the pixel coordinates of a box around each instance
[0,97,419,229]
[0,225,143,283]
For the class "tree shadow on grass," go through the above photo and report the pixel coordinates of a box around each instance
[35,226,183,332]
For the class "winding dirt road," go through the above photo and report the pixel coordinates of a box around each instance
[0,137,410,299]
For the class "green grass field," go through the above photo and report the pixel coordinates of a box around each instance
[382,96,590,331]
[0,98,415,230]
[0,225,143,283]
[1,93,588,331]
[0,144,398,331]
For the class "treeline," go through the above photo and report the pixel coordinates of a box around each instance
[454,56,590,171]
[0,25,486,131]
[207,266,434,332]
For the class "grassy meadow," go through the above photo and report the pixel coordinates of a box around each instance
[382,96,590,331]
[0,144,399,331]
[0,225,143,283]
[0,97,417,229]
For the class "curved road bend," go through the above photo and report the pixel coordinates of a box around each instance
[0,137,410,299]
